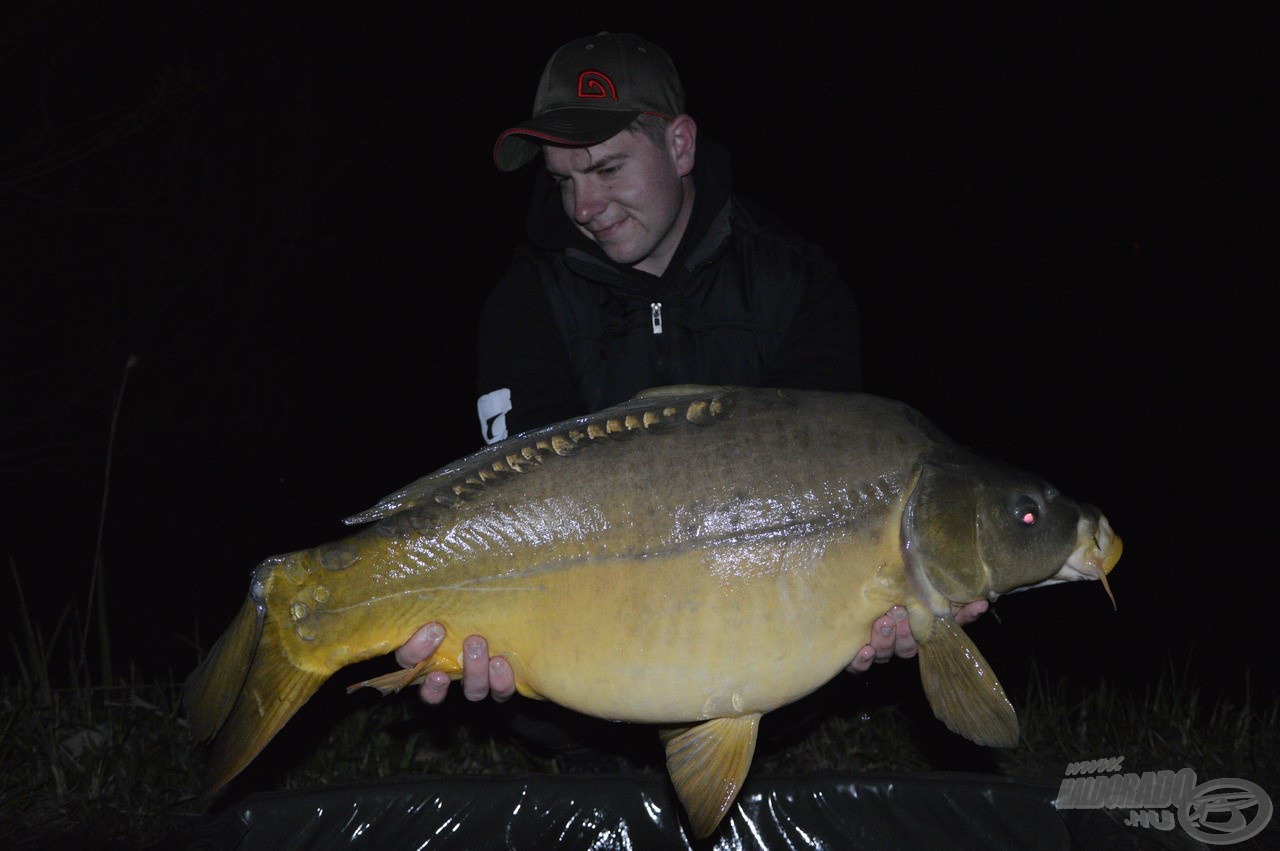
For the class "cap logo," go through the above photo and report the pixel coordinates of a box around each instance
[576,70,618,101]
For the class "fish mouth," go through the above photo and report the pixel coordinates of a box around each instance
[1018,513,1122,608]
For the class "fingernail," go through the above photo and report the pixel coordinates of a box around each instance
[891,606,907,622]
[465,638,484,659]
[424,623,444,642]
[879,621,894,636]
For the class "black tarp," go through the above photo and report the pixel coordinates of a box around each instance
[185,772,1211,850]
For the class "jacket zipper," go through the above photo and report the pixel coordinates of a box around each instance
[651,301,666,377]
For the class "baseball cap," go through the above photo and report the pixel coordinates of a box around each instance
[493,32,685,172]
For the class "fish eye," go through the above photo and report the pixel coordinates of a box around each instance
[1013,495,1039,526]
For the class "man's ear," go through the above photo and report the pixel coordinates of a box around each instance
[667,114,697,177]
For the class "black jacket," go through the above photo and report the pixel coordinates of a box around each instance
[476,137,860,442]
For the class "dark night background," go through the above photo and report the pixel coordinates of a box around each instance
[2,0,1274,721]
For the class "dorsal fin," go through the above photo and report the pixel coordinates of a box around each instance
[344,386,740,525]
[631,383,729,400]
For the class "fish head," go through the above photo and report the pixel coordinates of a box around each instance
[904,445,1122,610]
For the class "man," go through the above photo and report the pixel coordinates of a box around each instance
[474,31,860,444]
[402,33,985,705]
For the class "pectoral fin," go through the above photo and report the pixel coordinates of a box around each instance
[912,612,1018,747]
[348,660,431,695]
[660,714,761,838]
[347,654,463,696]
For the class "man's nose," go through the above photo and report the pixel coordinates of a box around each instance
[571,181,607,225]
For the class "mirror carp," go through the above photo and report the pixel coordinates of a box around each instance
[185,386,1121,837]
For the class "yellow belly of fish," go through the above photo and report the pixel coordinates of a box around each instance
[322,531,910,723]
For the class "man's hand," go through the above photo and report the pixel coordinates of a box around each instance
[395,622,516,705]
[844,600,989,674]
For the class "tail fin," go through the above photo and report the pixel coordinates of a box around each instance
[184,594,328,795]
[185,596,262,742]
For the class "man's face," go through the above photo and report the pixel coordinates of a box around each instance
[544,121,694,277]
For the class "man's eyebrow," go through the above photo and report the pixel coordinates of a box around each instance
[546,152,628,178]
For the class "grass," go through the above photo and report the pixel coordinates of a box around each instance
[0,671,200,848]
[1,564,202,849]
[2,571,1275,850]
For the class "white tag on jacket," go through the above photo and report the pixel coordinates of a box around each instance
[651,302,663,334]
[477,388,512,445]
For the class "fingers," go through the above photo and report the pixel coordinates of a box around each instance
[462,635,517,702]
[849,599,993,675]
[846,607,908,674]
[417,670,451,705]
[844,643,879,674]
[888,605,917,659]
[488,655,516,702]
[399,624,514,704]
[953,599,989,626]
[396,622,445,668]
[461,635,492,701]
